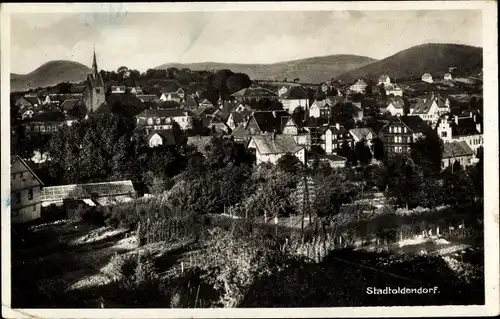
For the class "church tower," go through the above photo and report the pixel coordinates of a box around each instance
[84,47,106,113]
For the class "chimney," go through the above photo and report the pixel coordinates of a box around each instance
[272,110,277,118]
[336,122,340,130]
[470,111,473,119]
[476,123,481,134]
[454,115,458,125]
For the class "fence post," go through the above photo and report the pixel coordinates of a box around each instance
[181,262,184,273]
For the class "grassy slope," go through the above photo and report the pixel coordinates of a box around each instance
[336,43,483,83]
[157,54,377,83]
[11,61,92,92]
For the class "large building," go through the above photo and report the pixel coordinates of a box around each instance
[136,108,193,132]
[442,141,475,170]
[83,49,106,112]
[247,134,306,165]
[11,156,44,224]
[379,116,433,155]
[278,86,310,113]
[436,112,483,155]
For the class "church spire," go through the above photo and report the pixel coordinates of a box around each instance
[92,46,98,76]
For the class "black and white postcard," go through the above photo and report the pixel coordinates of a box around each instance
[1,1,498,318]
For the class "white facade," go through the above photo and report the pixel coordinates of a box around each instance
[281,99,309,113]
[436,118,483,155]
[149,133,164,148]
[386,103,405,116]
[11,156,43,224]
[421,73,433,83]
[378,75,391,86]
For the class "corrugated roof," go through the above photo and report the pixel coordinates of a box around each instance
[41,180,135,203]
[250,134,303,155]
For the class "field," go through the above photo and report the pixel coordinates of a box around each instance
[11,199,485,308]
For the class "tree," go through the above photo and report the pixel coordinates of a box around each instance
[213,69,235,97]
[379,84,386,99]
[354,139,373,166]
[386,154,421,208]
[372,138,385,161]
[291,106,306,127]
[226,73,252,94]
[277,153,302,175]
[410,130,444,175]
[56,82,71,94]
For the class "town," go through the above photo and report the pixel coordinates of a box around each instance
[10,44,485,307]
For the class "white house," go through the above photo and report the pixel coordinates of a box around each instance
[349,127,376,150]
[378,75,391,86]
[436,113,483,155]
[278,86,310,113]
[11,155,44,224]
[159,92,182,103]
[21,109,34,120]
[349,79,368,94]
[111,86,126,94]
[147,130,176,148]
[309,96,343,119]
[136,108,193,131]
[247,134,306,165]
[443,73,453,81]
[386,97,406,116]
[410,97,440,126]
[385,83,403,97]
[421,73,433,83]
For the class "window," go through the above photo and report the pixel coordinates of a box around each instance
[389,127,393,133]
[33,205,36,211]
[441,131,447,138]
[15,192,21,204]
[96,88,101,94]
[28,189,33,200]
[20,172,23,178]
[404,127,407,133]
[156,118,161,124]
[13,173,16,180]
[147,118,153,125]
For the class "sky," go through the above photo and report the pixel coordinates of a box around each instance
[10,10,482,74]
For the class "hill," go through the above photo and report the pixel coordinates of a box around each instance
[11,61,92,92]
[156,54,377,83]
[336,43,483,84]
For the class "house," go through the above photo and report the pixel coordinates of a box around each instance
[230,87,278,103]
[183,95,199,111]
[308,153,347,169]
[385,97,406,116]
[136,108,192,131]
[277,85,290,96]
[21,108,34,120]
[421,73,433,83]
[410,97,440,126]
[176,88,186,100]
[378,75,391,86]
[436,112,483,155]
[379,116,433,155]
[278,86,309,113]
[111,86,126,94]
[349,79,368,94]
[245,110,292,135]
[231,124,251,143]
[309,96,343,119]
[235,103,252,112]
[226,111,252,131]
[11,155,44,224]
[441,141,474,170]
[83,49,106,112]
[443,73,453,81]
[15,97,35,110]
[129,87,143,95]
[319,82,329,93]
[308,123,353,155]
[24,95,42,108]
[199,98,214,108]
[40,181,136,217]
[385,83,403,97]
[60,99,86,116]
[330,102,363,121]
[22,111,78,134]
[160,92,182,103]
[247,134,306,165]
[147,130,176,148]
[349,127,376,149]
[136,94,159,103]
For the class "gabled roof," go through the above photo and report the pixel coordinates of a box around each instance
[279,86,308,100]
[452,117,481,136]
[231,87,278,98]
[387,97,405,109]
[24,110,67,122]
[249,110,290,133]
[164,92,181,99]
[11,155,44,186]
[183,95,199,108]
[136,108,187,118]
[136,94,158,102]
[349,127,376,141]
[325,154,347,162]
[388,116,432,134]
[231,123,251,139]
[280,116,298,131]
[199,98,213,106]
[352,79,367,86]
[111,86,126,91]
[249,134,303,155]
[60,99,83,111]
[411,98,436,115]
[442,141,474,158]
[147,130,176,146]
[24,96,40,105]
[378,75,390,83]
[422,73,433,78]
